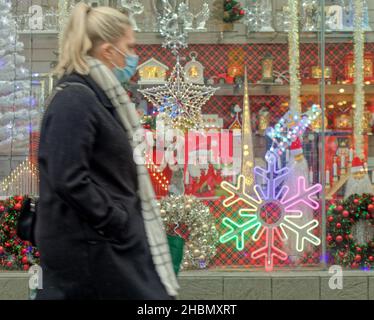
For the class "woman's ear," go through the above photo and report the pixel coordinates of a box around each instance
[99,43,114,63]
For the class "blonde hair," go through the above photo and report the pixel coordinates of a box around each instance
[55,3,132,78]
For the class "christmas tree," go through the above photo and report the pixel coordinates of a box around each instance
[223,0,245,23]
[0,0,40,157]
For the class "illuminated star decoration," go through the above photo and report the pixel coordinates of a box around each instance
[266,104,321,156]
[139,56,218,131]
[220,152,322,271]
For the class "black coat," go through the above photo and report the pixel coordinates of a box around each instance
[35,73,172,300]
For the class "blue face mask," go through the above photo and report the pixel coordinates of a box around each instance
[112,46,139,84]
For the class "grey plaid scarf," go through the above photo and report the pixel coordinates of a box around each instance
[86,57,179,297]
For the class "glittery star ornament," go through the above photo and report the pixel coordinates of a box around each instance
[139,56,218,131]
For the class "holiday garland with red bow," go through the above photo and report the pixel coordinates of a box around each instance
[327,194,374,269]
[0,196,40,270]
[223,0,245,23]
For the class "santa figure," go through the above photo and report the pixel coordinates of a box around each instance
[345,156,373,198]
[284,137,314,263]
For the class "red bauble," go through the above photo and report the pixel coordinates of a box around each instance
[14,202,22,211]
[336,205,344,212]
[336,223,342,229]
[328,216,334,223]
[336,235,343,243]
[21,256,28,264]
[239,10,245,15]
[327,235,333,242]
[0,205,4,212]
[6,261,12,268]
[356,247,362,253]
[351,262,359,269]
[369,256,374,262]
[368,204,374,213]
[338,251,345,258]
[371,197,374,202]
[4,242,10,248]
[313,252,320,259]
[23,264,30,271]
[353,199,359,204]
[342,210,350,218]
[355,255,362,262]
[0,246,3,254]
[34,251,40,258]
[21,248,27,255]
[307,258,314,264]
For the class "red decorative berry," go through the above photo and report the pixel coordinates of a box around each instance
[239,10,245,15]
[336,223,342,229]
[368,204,374,213]
[369,256,374,262]
[328,216,334,223]
[21,248,27,255]
[371,197,374,202]
[34,251,40,258]
[356,247,362,253]
[23,264,30,271]
[354,199,359,204]
[327,235,333,242]
[14,202,22,211]
[342,210,350,218]
[0,205,4,212]
[338,251,345,258]
[5,242,10,248]
[21,256,28,264]
[355,255,362,262]
[336,205,344,212]
[0,246,3,254]
[351,262,359,269]
[6,261,12,268]
[336,235,343,243]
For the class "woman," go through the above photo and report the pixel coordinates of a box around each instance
[35,3,179,300]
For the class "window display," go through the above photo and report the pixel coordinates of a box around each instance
[1,0,374,279]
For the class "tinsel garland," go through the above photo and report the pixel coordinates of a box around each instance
[159,195,219,270]
[0,196,40,270]
[353,0,365,158]
[288,0,301,114]
[57,0,70,54]
[327,194,374,269]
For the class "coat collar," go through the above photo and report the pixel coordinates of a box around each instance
[58,73,115,109]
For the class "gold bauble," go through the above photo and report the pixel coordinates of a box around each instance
[193,249,201,257]
[160,209,166,217]
[199,255,206,260]
[185,204,191,211]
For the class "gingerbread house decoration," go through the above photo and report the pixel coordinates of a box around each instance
[137,58,169,85]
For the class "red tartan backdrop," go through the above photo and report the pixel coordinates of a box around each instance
[134,42,368,269]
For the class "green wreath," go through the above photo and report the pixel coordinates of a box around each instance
[327,194,374,269]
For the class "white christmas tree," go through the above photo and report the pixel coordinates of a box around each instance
[0,0,40,156]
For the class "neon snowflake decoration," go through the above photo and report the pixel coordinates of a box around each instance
[220,152,322,271]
